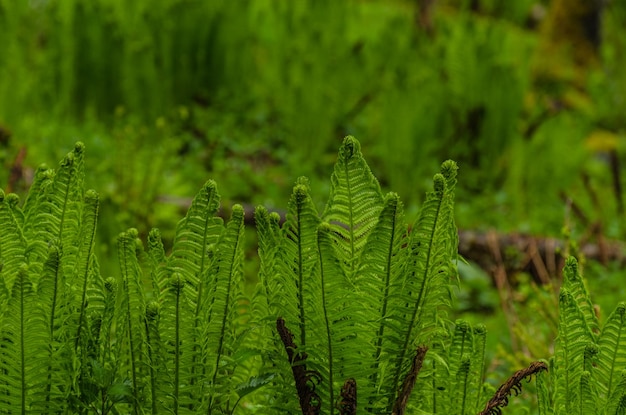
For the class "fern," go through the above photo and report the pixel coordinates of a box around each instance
[204,204,246,414]
[597,303,626,404]
[322,136,383,279]
[256,136,459,414]
[0,189,26,296]
[116,229,147,413]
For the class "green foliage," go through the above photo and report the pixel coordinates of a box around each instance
[5,137,626,415]
[519,257,626,415]
[255,136,465,413]
[0,143,251,414]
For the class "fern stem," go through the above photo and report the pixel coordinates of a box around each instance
[174,275,182,415]
[209,210,243,415]
[343,158,356,274]
[297,202,306,347]
[19,272,26,415]
[120,236,141,415]
[389,188,444,409]
[317,226,335,415]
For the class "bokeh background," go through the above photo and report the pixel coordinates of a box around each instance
[1,0,626,401]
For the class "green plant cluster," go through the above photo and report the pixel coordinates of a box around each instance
[3,0,626,247]
[2,138,626,414]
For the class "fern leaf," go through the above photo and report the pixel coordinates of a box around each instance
[322,136,383,278]
[204,204,246,413]
[144,300,168,415]
[597,303,626,403]
[24,142,85,277]
[389,173,456,405]
[279,177,321,348]
[578,371,596,414]
[554,288,595,412]
[72,189,99,350]
[32,242,72,412]
[354,191,407,408]
[147,228,168,298]
[255,205,282,318]
[168,179,223,297]
[562,257,599,337]
[116,229,147,413]
[21,164,51,221]
[536,367,553,415]
[0,189,27,291]
[605,370,626,415]
[0,266,40,412]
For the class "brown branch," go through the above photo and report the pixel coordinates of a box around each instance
[479,361,548,415]
[337,378,357,415]
[391,345,428,415]
[276,317,321,415]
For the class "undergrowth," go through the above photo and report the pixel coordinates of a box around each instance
[1,137,626,414]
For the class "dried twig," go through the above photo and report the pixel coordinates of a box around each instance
[391,345,428,415]
[276,317,321,415]
[479,361,548,415]
[337,378,357,415]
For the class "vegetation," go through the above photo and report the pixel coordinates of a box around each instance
[2,0,626,413]
[1,138,625,414]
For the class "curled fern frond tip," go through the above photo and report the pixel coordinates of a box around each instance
[6,193,19,206]
[0,188,4,201]
[148,228,161,239]
[269,211,281,224]
[384,192,400,205]
[440,160,458,176]
[455,319,471,332]
[340,135,361,160]
[565,256,578,268]
[74,141,85,153]
[433,173,445,195]
[127,228,139,239]
[474,324,487,334]
[85,189,99,200]
[616,302,626,314]
[293,184,310,202]
[42,168,55,180]
[62,151,75,167]
[145,301,159,320]
[232,203,244,217]
[169,273,185,292]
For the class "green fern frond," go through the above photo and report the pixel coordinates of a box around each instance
[0,265,38,412]
[389,172,456,408]
[24,142,85,278]
[168,179,223,296]
[160,272,192,412]
[354,191,407,407]
[69,190,99,356]
[116,229,147,413]
[144,300,167,415]
[536,366,553,415]
[278,177,321,348]
[605,370,626,415]
[204,204,246,413]
[578,371,596,415]
[597,303,626,403]
[0,190,27,291]
[554,288,596,412]
[32,242,73,412]
[147,228,168,296]
[562,257,599,337]
[322,136,383,278]
[21,164,51,221]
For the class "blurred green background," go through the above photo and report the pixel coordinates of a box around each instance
[1,0,626,399]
